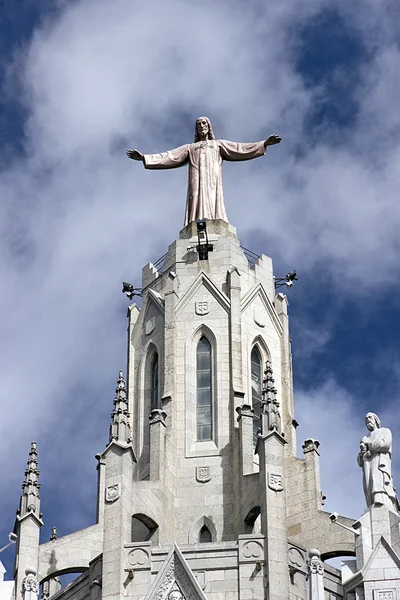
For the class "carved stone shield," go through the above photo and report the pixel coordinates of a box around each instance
[195,466,211,483]
[268,472,284,491]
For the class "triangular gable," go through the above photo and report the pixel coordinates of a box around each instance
[241,283,283,335]
[362,536,400,580]
[175,272,230,316]
[146,544,207,600]
[142,289,165,323]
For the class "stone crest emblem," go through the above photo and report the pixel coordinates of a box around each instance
[375,592,396,600]
[105,483,120,503]
[268,472,284,491]
[195,301,210,316]
[195,466,211,483]
[145,316,156,335]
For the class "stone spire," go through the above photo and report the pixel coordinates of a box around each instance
[261,361,282,435]
[109,370,131,444]
[19,442,41,517]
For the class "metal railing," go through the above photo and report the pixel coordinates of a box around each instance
[240,245,260,268]
[152,252,168,272]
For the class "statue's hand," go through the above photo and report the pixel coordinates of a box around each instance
[264,134,282,147]
[126,149,144,161]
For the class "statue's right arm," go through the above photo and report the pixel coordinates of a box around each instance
[142,144,189,170]
[126,149,144,162]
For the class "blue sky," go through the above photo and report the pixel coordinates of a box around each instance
[1,0,400,578]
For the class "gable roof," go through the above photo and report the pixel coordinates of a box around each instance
[145,544,207,600]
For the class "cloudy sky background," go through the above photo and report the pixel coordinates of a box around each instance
[1,0,400,576]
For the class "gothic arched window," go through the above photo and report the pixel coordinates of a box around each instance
[150,353,159,411]
[251,347,262,445]
[199,525,212,543]
[196,336,212,441]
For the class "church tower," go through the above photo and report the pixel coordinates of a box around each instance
[12,118,367,600]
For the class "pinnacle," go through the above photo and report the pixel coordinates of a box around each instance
[109,369,131,444]
[19,440,41,517]
[117,369,125,387]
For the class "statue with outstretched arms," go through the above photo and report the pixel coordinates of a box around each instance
[127,116,281,227]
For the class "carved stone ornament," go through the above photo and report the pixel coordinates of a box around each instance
[195,300,210,316]
[105,483,120,503]
[155,560,175,600]
[127,547,150,568]
[168,590,185,600]
[145,317,156,335]
[196,466,211,483]
[268,472,284,491]
[288,546,306,570]
[240,540,263,561]
[22,568,39,598]
[307,549,324,575]
[375,591,396,600]
[254,308,267,328]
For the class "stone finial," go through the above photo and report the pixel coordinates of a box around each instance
[21,567,39,600]
[307,549,324,600]
[260,361,283,435]
[302,439,320,455]
[50,526,57,541]
[20,442,41,517]
[109,370,132,444]
[307,549,324,575]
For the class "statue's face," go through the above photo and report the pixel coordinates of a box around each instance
[168,592,183,600]
[197,118,209,138]
[365,413,377,431]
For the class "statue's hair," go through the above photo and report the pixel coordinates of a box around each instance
[194,116,215,142]
[366,412,381,428]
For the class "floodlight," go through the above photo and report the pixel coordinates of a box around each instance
[121,282,142,300]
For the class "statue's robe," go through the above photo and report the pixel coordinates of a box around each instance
[143,139,266,226]
[358,427,399,511]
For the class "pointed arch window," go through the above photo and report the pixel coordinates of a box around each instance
[199,525,212,543]
[150,353,159,410]
[196,336,212,441]
[251,347,262,445]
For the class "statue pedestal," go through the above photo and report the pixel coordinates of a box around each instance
[344,505,400,600]
[179,219,237,240]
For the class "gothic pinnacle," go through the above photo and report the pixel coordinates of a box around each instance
[20,441,41,516]
[109,369,132,444]
[261,361,282,435]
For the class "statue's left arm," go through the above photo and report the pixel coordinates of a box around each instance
[219,135,281,162]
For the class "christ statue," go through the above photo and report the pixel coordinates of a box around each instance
[126,116,281,227]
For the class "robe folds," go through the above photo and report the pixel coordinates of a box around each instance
[357,427,399,511]
[143,139,266,227]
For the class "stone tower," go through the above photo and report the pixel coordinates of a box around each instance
[12,217,361,600]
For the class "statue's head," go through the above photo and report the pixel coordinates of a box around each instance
[168,591,183,600]
[365,412,380,431]
[194,116,215,142]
